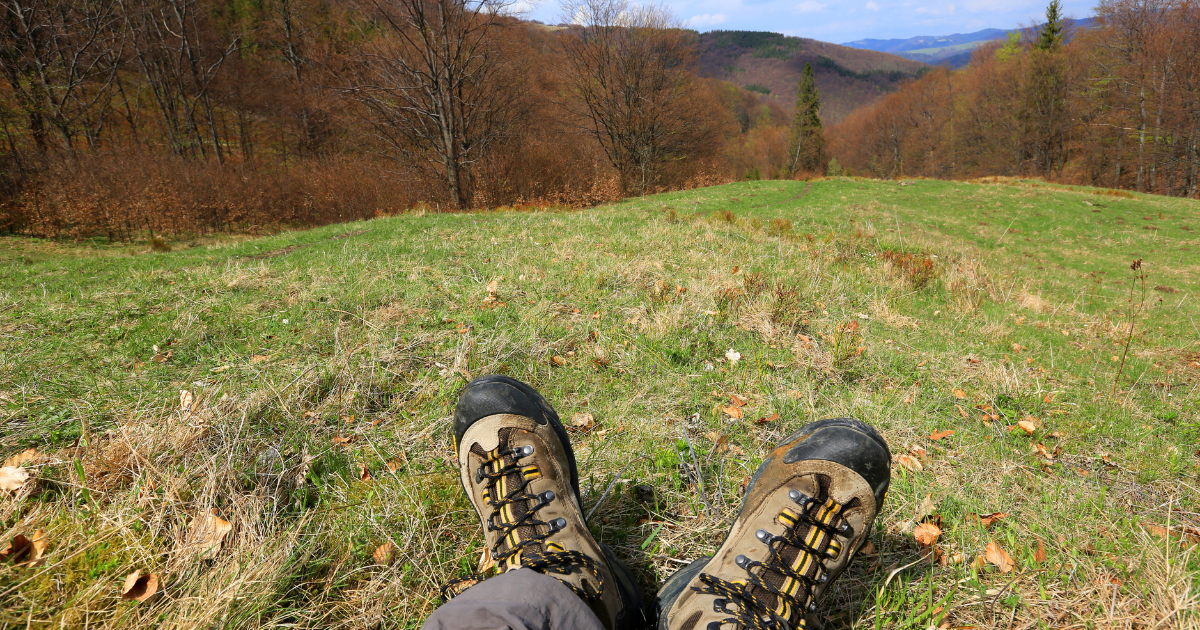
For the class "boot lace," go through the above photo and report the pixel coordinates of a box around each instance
[441,441,605,602]
[693,489,853,630]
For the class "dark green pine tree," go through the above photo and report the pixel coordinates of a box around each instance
[787,63,826,176]
[1036,0,1066,51]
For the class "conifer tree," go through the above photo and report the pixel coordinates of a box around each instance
[1036,0,1065,51]
[787,62,825,176]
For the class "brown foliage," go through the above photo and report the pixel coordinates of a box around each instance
[829,2,1200,198]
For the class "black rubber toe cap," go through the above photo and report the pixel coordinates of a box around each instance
[453,375,557,444]
[781,418,891,508]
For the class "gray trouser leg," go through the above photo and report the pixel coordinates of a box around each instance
[421,568,606,630]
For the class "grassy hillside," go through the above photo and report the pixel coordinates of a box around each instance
[2,178,1199,628]
[695,32,928,125]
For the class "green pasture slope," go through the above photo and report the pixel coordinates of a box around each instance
[1,177,1198,628]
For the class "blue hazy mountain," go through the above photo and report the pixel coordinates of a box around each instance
[843,18,1095,66]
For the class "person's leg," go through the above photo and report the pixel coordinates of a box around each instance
[421,568,605,630]
[430,376,647,630]
[656,418,891,630]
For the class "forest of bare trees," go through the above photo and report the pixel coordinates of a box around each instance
[829,0,1200,198]
[1,0,795,237]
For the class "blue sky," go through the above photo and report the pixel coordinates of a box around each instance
[518,0,1096,43]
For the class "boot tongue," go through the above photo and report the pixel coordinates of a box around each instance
[746,506,837,625]
[472,427,543,567]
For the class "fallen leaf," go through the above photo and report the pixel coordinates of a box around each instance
[1017,420,1037,435]
[915,494,937,521]
[952,389,967,399]
[550,355,567,366]
[331,435,356,446]
[179,390,194,415]
[359,464,372,481]
[386,459,402,473]
[909,445,928,460]
[902,392,915,405]
[930,429,955,441]
[729,394,748,407]
[1034,538,1046,563]
[985,541,1013,573]
[721,406,744,419]
[914,522,942,547]
[754,413,779,425]
[210,365,230,373]
[725,349,742,364]
[976,512,1008,528]
[894,454,923,472]
[374,541,396,565]
[122,570,160,602]
[187,510,232,560]
[485,278,500,293]
[3,448,38,468]
[956,405,968,418]
[571,412,595,430]
[478,545,495,572]
[0,466,29,494]
[591,311,600,319]
[917,360,927,367]
[860,540,877,555]
[1011,343,1024,352]
[970,555,987,570]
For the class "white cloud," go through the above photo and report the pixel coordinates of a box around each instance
[795,0,827,12]
[865,0,880,9]
[688,12,729,26]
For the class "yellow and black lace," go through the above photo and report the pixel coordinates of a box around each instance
[441,443,604,602]
[694,489,852,630]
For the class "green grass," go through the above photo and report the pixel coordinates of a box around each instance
[2,177,1199,628]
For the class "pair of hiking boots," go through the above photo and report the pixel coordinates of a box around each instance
[450,375,891,630]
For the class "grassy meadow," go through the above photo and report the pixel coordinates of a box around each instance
[1,177,1198,629]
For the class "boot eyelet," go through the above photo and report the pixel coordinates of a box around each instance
[735,554,750,568]
[755,529,771,543]
[516,445,535,458]
[548,517,567,532]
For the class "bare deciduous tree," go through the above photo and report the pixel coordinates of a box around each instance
[340,0,521,209]
[0,0,124,154]
[558,0,715,196]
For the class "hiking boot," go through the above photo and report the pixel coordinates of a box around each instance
[656,418,890,630]
[450,375,647,630]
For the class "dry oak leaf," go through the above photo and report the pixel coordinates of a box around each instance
[550,355,567,367]
[729,394,748,408]
[956,405,968,418]
[754,413,779,425]
[386,459,402,473]
[359,464,372,482]
[0,529,48,566]
[188,510,232,560]
[894,454,923,472]
[571,413,595,430]
[985,541,1014,573]
[902,392,915,405]
[4,448,38,468]
[915,494,937,521]
[122,570,160,602]
[179,390,194,414]
[930,429,955,441]
[952,389,968,399]
[914,522,942,547]
[0,466,29,494]
[1033,538,1047,563]
[721,406,744,419]
[976,512,1008,528]
[1017,419,1037,435]
[373,541,396,566]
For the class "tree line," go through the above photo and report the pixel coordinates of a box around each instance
[829,0,1200,199]
[0,0,824,238]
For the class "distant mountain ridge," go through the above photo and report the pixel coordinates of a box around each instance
[842,18,1095,66]
[694,31,928,125]
[843,28,1008,55]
